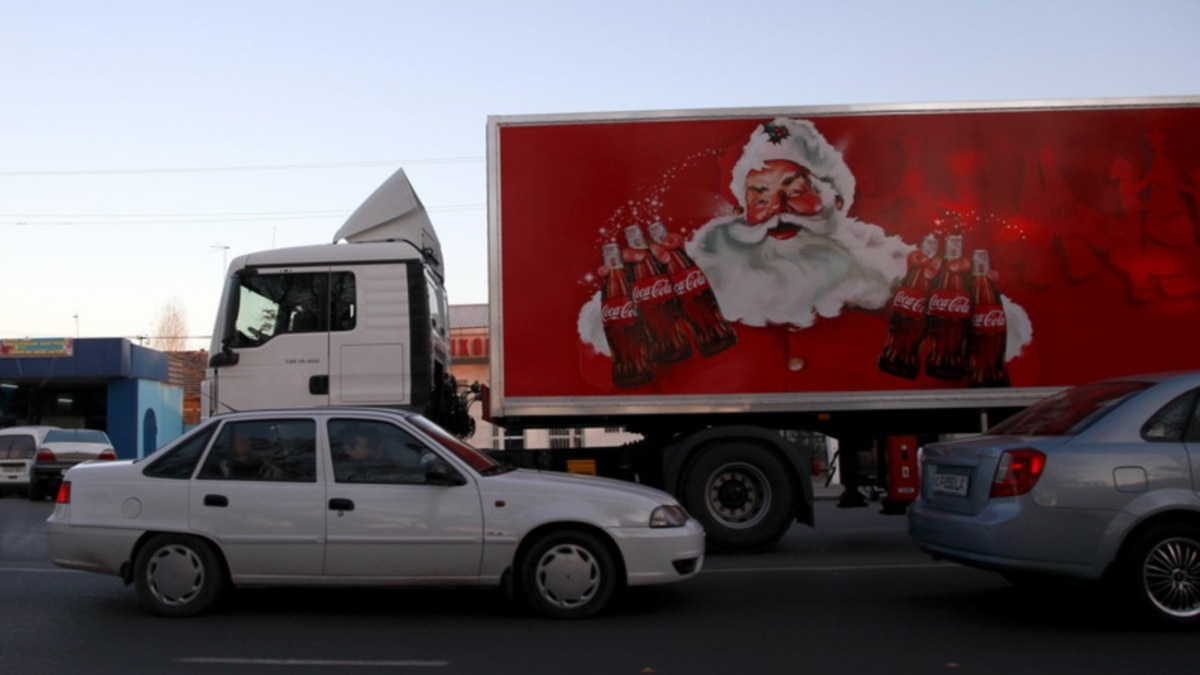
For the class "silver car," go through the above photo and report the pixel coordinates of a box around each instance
[909,371,1200,625]
[46,408,704,619]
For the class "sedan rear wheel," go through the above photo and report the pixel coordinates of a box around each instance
[134,534,224,617]
[1122,523,1200,624]
[519,530,617,619]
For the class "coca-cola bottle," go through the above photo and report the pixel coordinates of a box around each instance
[624,225,692,366]
[924,234,972,380]
[878,234,940,379]
[600,243,655,388]
[647,222,738,357]
[967,249,1011,387]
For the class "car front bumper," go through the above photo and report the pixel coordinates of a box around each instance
[610,519,705,586]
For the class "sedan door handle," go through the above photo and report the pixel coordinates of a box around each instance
[204,494,229,507]
[328,498,355,511]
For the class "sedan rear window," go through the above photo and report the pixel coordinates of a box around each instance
[44,429,111,444]
[989,380,1151,436]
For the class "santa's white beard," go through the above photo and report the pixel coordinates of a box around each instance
[687,212,910,328]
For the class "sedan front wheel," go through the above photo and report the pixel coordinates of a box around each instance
[518,530,618,619]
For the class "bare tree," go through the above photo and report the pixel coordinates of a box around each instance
[152,298,189,352]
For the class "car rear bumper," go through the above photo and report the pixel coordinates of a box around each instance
[610,519,705,586]
[46,518,140,577]
[907,499,1107,580]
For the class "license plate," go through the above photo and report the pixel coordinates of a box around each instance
[933,471,969,497]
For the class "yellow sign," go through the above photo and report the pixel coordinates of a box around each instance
[566,459,597,476]
[0,338,74,358]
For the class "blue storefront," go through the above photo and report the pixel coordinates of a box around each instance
[0,338,184,459]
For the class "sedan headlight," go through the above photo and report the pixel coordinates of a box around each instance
[650,504,689,528]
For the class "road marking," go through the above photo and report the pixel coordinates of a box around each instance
[704,562,955,574]
[176,658,448,667]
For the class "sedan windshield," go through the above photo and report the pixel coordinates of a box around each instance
[989,380,1151,436]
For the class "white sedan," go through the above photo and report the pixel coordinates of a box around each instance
[46,408,704,619]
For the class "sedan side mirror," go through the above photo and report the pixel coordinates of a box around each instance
[425,460,466,486]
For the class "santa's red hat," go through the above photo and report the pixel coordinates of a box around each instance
[730,118,856,213]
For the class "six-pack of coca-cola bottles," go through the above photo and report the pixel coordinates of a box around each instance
[877,233,1010,387]
[599,223,738,387]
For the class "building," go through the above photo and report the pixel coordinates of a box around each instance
[0,338,184,458]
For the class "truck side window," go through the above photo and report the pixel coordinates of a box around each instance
[229,272,356,346]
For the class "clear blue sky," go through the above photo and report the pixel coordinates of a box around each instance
[2,0,1197,348]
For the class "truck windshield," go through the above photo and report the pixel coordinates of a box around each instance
[408,415,507,474]
[988,380,1151,436]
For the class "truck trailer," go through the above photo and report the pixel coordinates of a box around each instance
[206,96,1200,552]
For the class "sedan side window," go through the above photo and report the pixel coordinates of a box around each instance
[1143,391,1197,442]
[198,420,317,482]
[329,419,438,485]
[143,425,217,479]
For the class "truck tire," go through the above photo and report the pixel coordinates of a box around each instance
[681,442,795,553]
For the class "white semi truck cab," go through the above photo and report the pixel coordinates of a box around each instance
[202,169,472,437]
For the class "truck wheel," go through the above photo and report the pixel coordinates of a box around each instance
[1118,522,1200,625]
[133,534,225,617]
[518,530,617,619]
[681,442,795,553]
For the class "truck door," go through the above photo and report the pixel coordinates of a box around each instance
[211,267,334,411]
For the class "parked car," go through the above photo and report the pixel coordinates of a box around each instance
[32,428,117,500]
[909,371,1200,625]
[46,407,705,619]
[0,426,59,498]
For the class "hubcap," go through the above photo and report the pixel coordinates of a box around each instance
[147,544,205,606]
[1143,537,1200,618]
[706,462,770,528]
[535,543,600,609]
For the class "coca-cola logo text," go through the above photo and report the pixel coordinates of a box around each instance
[632,277,673,305]
[927,291,971,318]
[671,268,710,298]
[601,299,638,325]
[972,305,1007,332]
[891,287,928,317]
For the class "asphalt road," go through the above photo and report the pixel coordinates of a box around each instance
[4,495,1199,674]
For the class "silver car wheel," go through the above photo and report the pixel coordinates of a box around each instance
[535,543,601,610]
[1142,536,1200,619]
[705,461,771,529]
[146,543,207,607]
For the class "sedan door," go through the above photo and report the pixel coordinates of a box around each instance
[189,418,326,578]
[323,418,484,578]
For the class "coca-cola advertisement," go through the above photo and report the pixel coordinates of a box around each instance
[492,102,1200,397]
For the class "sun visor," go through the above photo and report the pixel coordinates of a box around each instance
[332,168,443,275]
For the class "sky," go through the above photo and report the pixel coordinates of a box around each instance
[2,0,1198,350]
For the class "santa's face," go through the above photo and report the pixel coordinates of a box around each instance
[743,160,826,236]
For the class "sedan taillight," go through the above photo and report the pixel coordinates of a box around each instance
[56,481,71,504]
[990,448,1046,498]
[98,449,117,461]
[36,449,56,462]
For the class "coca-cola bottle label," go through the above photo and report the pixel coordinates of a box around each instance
[972,304,1006,333]
[890,287,928,318]
[601,298,638,326]
[927,290,971,318]
[631,277,675,307]
[670,268,711,300]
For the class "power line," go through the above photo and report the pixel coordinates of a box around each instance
[0,203,487,227]
[0,156,485,177]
